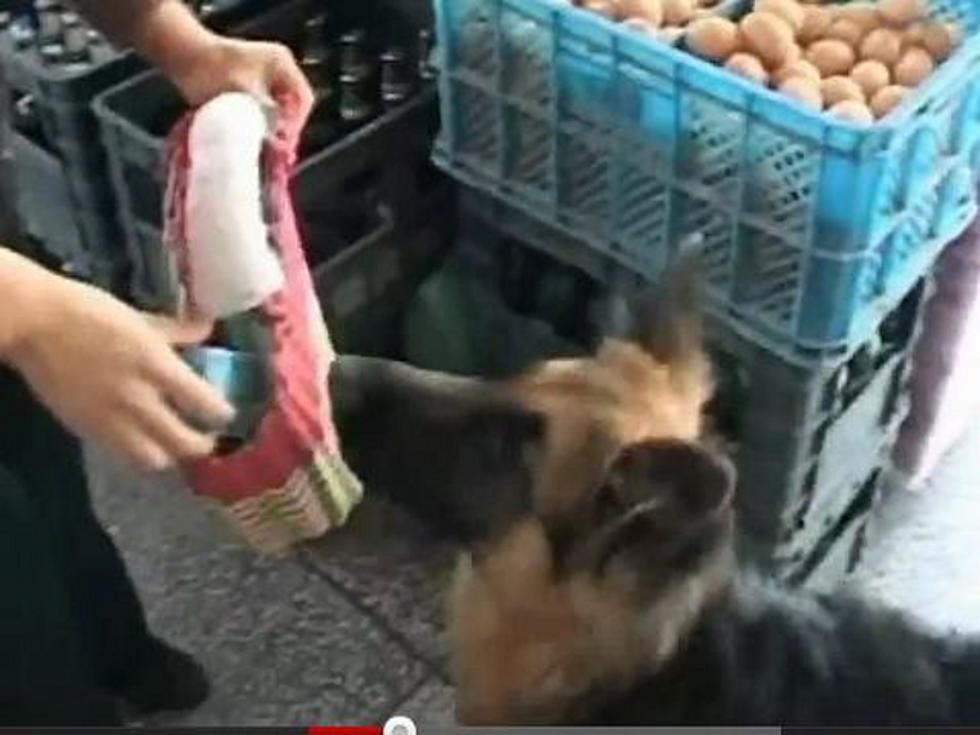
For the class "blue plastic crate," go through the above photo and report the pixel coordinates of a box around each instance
[432,0,980,356]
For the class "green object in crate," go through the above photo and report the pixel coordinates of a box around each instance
[403,256,583,378]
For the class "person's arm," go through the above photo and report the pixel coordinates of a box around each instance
[72,0,213,81]
[0,247,53,357]
[72,0,313,120]
[0,246,234,470]
[4,0,309,470]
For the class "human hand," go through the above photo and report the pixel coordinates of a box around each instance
[169,35,314,130]
[5,275,234,472]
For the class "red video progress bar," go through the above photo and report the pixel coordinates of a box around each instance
[309,728,382,735]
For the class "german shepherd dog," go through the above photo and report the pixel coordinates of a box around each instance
[329,269,980,727]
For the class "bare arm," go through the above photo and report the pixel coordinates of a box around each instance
[71,0,313,119]
[71,0,217,90]
[1,246,233,470]
[0,247,53,358]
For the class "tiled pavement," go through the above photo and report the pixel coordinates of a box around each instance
[85,446,457,727]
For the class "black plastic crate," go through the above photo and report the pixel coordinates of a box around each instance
[0,1,267,103]
[122,154,453,356]
[101,69,453,354]
[105,83,445,309]
[710,281,926,560]
[783,469,879,592]
[93,0,437,305]
[454,188,928,578]
[312,188,454,357]
[0,0,280,289]
[8,129,77,261]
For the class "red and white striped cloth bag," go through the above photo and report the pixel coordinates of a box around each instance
[162,97,362,554]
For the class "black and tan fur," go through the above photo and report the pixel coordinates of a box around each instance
[330,267,980,727]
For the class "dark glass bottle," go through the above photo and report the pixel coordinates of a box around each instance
[338,28,372,82]
[299,14,339,156]
[59,11,89,65]
[9,18,34,50]
[39,40,64,66]
[417,29,436,82]
[34,0,62,45]
[380,47,414,111]
[338,30,377,132]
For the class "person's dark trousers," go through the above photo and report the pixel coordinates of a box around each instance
[0,367,151,725]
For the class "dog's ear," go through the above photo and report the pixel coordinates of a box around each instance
[603,440,735,531]
[602,254,710,404]
[622,254,704,368]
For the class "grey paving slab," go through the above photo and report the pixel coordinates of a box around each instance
[852,421,980,635]
[85,448,428,726]
[301,496,458,673]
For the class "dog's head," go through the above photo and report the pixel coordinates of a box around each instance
[331,262,737,724]
[448,267,737,724]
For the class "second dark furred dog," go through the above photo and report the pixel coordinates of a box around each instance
[328,271,980,727]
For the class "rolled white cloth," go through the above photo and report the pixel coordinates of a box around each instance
[184,92,285,318]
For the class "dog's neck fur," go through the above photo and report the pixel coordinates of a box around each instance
[449,520,737,724]
[579,573,975,727]
[453,553,980,727]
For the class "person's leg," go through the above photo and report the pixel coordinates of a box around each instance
[0,463,121,725]
[0,366,208,713]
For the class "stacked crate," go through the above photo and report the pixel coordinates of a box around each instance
[0,4,141,286]
[419,0,980,582]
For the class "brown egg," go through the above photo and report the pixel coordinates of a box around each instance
[772,58,822,85]
[686,16,740,60]
[798,5,833,44]
[860,28,903,67]
[825,18,865,48]
[922,22,959,62]
[779,75,823,109]
[902,22,926,49]
[754,0,805,35]
[833,3,878,35]
[806,39,856,76]
[725,52,770,84]
[740,12,796,68]
[878,0,927,27]
[829,99,874,124]
[870,84,909,117]
[661,0,696,26]
[622,17,662,36]
[620,0,664,24]
[893,46,935,86]
[583,0,621,20]
[850,59,891,97]
[821,75,866,106]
